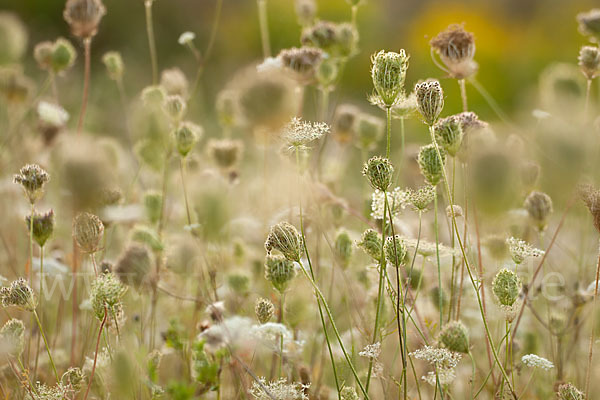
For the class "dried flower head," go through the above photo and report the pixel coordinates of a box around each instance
[359,342,381,359]
[557,382,585,400]
[278,47,323,84]
[355,113,385,150]
[506,237,544,264]
[255,298,275,324]
[36,38,77,74]
[439,320,469,353]
[0,66,34,104]
[577,9,600,43]
[0,278,37,311]
[407,184,436,211]
[63,0,106,39]
[13,163,50,204]
[370,49,409,107]
[162,94,187,121]
[418,144,446,186]
[363,156,394,191]
[265,222,303,262]
[250,377,309,400]
[384,235,408,266]
[26,209,55,247]
[521,354,554,370]
[430,24,478,79]
[340,387,359,400]
[523,191,553,232]
[174,121,202,157]
[90,272,127,321]
[61,367,85,392]
[72,212,104,253]
[492,268,521,307]
[434,115,464,157]
[281,117,329,152]
[0,318,25,356]
[294,0,316,26]
[102,51,124,81]
[357,229,382,261]
[301,20,357,58]
[332,104,359,141]
[415,80,444,126]
[207,138,244,170]
[160,67,189,97]
[579,183,600,232]
[38,101,69,136]
[264,255,297,293]
[446,204,463,218]
[115,244,153,289]
[578,45,600,80]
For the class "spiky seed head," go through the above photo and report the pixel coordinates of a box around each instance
[301,20,357,58]
[407,185,436,211]
[577,9,600,43]
[34,41,54,70]
[446,204,463,218]
[102,51,124,81]
[557,382,585,400]
[115,244,153,289]
[265,222,303,262]
[61,367,85,391]
[579,183,600,233]
[294,0,316,26]
[434,115,463,157]
[362,156,394,191]
[334,230,353,269]
[90,272,127,321]
[430,24,477,79]
[384,235,408,267]
[50,38,77,73]
[492,268,521,306]
[143,191,163,225]
[578,45,600,80]
[13,163,50,204]
[141,85,167,107]
[415,80,444,126]
[63,0,106,39]
[523,191,553,232]
[357,229,382,261]
[356,113,384,150]
[207,139,244,170]
[72,212,104,253]
[0,318,25,356]
[0,278,37,311]
[25,209,55,247]
[439,320,469,353]
[162,94,187,121]
[370,49,409,107]
[227,272,250,294]
[332,104,359,140]
[174,122,202,157]
[278,47,323,84]
[340,386,360,400]
[264,255,297,293]
[418,144,446,186]
[255,298,275,324]
[160,67,189,97]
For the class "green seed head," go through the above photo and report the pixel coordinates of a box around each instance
[357,229,382,261]
[340,386,360,400]
[417,144,446,186]
[162,94,187,121]
[61,367,85,391]
[557,382,585,400]
[115,244,153,289]
[50,37,77,73]
[415,80,444,126]
[227,272,250,294]
[434,115,463,157]
[439,320,470,353]
[362,156,394,191]
[174,122,202,157]
[370,49,409,107]
[407,185,436,211]
[0,318,25,356]
[13,163,50,204]
[255,297,275,324]
[25,209,55,247]
[492,268,521,306]
[90,272,127,321]
[264,255,297,293]
[523,191,553,232]
[72,212,104,254]
[356,113,385,151]
[384,235,408,266]
[143,191,163,225]
[265,222,303,262]
[102,51,124,81]
[334,229,353,269]
[0,278,37,311]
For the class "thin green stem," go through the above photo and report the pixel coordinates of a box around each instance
[434,191,443,329]
[386,106,392,159]
[584,242,600,397]
[33,310,59,383]
[76,37,92,136]
[584,79,592,124]
[257,0,271,58]
[180,157,192,226]
[144,0,158,84]
[33,246,45,382]
[28,204,34,281]
[83,307,108,400]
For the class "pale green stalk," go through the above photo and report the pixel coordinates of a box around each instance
[33,309,59,382]
[144,0,158,84]
[257,0,271,58]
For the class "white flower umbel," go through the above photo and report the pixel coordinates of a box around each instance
[371,188,408,220]
[507,237,544,264]
[257,57,283,73]
[250,322,304,355]
[411,345,462,387]
[178,31,196,45]
[250,377,309,400]
[521,354,554,370]
[281,117,329,152]
[38,101,69,127]
[359,342,381,359]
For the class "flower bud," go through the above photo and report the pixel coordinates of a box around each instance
[523,191,553,232]
[578,45,600,80]
[90,272,126,321]
[162,94,187,121]
[439,320,469,353]
[434,115,463,157]
[0,278,37,311]
[50,38,77,73]
[492,268,521,306]
[417,144,446,186]
[384,235,408,266]
[415,80,444,126]
[334,230,353,269]
[255,298,275,324]
[370,50,409,107]
[25,209,55,247]
[174,122,202,157]
[357,229,382,261]
[557,383,584,400]
[13,163,50,204]
[72,212,104,253]
[356,113,384,150]
[61,367,85,391]
[102,51,124,81]
[63,0,106,39]
[362,156,394,191]
[407,185,436,211]
[0,319,25,357]
[264,255,297,293]
[265,222,303,262]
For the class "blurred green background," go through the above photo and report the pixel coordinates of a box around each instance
[3,0,598,123]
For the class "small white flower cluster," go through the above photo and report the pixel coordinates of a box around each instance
[422,368,456,386]
[250,377,309,400]
[370,188,408,220]
[411,345,462,386]
[402,237,459,258]
[37,101,69,127]
[250,322,305,355]
[178,31,196,45]
[281,117,329,152]
[507,237,544,264]
[521,354,554,370]
[257,57,283,73]
[358,342,381,359]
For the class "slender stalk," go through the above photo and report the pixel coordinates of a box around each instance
[351,5,358,28]
[180,157,192,226]
[433,190,443,329]
[83,307,108,400]
[257,0,271,58]
[584,79,592,124]
[386,106,392,158]
[584,241,600,397]
[458,79,468,112]
[399,117,405,166]
[76,37,92,136]
[33,245,45,382]
[144,0,158,84]
[33,310,59,382]
[28,204,34,281]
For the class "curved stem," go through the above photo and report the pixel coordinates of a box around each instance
[76,37,92,136]
[83,307,108,400]
[144,0,158,84]
[33,310,59,383]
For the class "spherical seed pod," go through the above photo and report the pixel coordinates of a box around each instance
[357,229,382,261]
[264,255,297,293]
[407,185,436,211]
[578,45,600,80]
[34,41,54,70]
[63,0,106,39]
[384,235,408,266]
[439,320,469,353]
[430,24,477,79]
[13,163,50,205]
[72,212,104,253]
[90,272,126,321]
[265,222,303,262]
[50,38,77,73]
[434,115,463,157]
[356,113,384,150]
[102,51,124,81]
[415,80,444,126]
[278,47,323,84]
[160,67,189,97]
[255,298,275,324]
[523,191,553,232]
[162,95,187,121]
[370,49,409,107]
[25,209,55,247]
[174,122,202,157]
[334,229,353,269]
[577,9,600,43]
[362,156,394,191]
[0,12,28,64]
[417,144,446,186]
[114,244,153,289]
[0,319,25,357]
[492,268,521,306]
